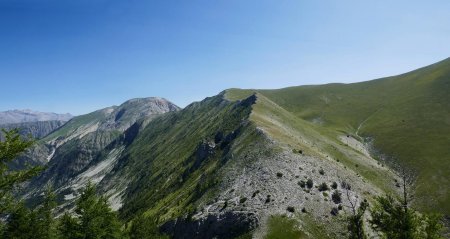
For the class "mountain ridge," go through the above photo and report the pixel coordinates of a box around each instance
[7,59,449,238]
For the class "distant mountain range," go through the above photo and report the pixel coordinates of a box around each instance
[0,109,73,125]
[4,58,449,238]
[0,120,66,141]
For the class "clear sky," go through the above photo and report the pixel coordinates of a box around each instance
[1,0,449,115]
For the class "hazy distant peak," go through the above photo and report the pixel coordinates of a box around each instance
[0,110,73,125]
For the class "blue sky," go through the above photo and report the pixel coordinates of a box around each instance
[1,0,449,115]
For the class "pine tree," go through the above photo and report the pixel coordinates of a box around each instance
[370,169,444,239]
[58,213,82,239]
[347,200,368,239]
[2,203,35,239]
[58,183,124,239]
[0,129,42,214]
[0,129,43,236]
[342,180,368,239]
[370,195,443,239]
[34,187,58,239]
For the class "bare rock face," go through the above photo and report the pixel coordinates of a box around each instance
[195,140,216,163]
[161,211,258,239]
[0,110,73,125]
[101,97,180,131]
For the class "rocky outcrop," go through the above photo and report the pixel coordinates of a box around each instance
[161,211,258,239]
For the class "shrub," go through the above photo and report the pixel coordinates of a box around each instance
[323,192,329,197]
[331,207,339,216]
[332,190,342,204]
[301,208,307,213]
[265,195,271,204]
[276,172,283,178]
[286,206,295,213]
[240,197,247,204]
[331,182,338,189]
[319,169,325,175]
[306,179,313,189]
[252,190,260,198]
[318,183,329,191]
[298,181,306,188]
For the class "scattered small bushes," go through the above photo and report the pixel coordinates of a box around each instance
[286,206,295,213]
[332,190,342,204]
[306,179,314,189]
[319,168,325,175]
[265,195,271,203]
[331,207,339,216]
[298,181,306,188]
[318,182,329,191]
[331,182,338,189]
[240,197,247,204]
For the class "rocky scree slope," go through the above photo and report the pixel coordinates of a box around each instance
[20,97,179,210]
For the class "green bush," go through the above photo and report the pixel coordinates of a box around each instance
[240,197,248,204]
[319,169,325,175]
[331,182,338,189]
[298,181,306,188]
[286,206,295,213]
[306,179,313,189]
[332,190,342,204]
[318,183,329,191]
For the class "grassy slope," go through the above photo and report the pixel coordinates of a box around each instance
[42,108,112,141]
[118,94,255,221]
[227,58,450,214]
